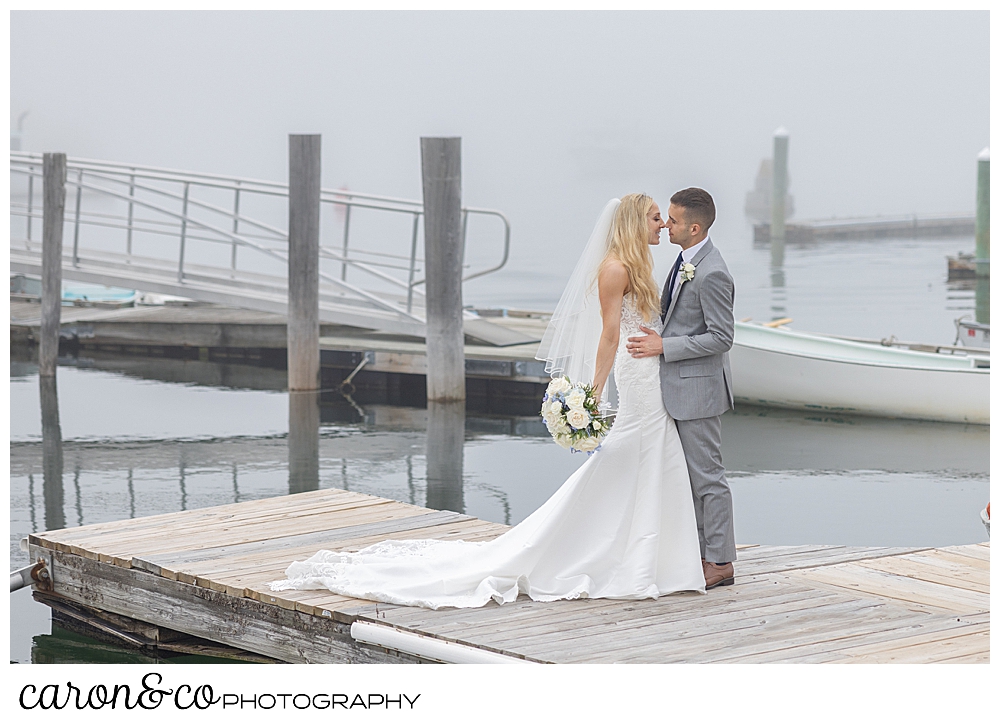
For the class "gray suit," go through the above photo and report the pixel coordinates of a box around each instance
[659,238,737,564]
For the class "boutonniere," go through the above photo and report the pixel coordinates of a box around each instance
[680,262,696,282]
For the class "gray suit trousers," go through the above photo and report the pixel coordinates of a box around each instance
[675,415,736,564]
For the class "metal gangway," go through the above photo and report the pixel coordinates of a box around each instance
[9,152,532,346]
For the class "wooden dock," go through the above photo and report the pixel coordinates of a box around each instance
[753,214,975,245]
[9,299,550,381]
[25,488,989,664]
[10,298,550,413]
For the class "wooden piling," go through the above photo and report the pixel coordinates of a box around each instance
[39,375,65,532]
[287,135,321,391]
[975,147,989,325]
[425,401,466,514]
[770,127,789,261]
[420,137,466,402]
[288,391,320,494]
[40,152,67,378]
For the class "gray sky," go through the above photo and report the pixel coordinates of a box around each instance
[11,10,989,277]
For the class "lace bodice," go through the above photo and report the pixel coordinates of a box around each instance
[613,295,663,418]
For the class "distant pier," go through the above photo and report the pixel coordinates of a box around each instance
[24,487,990,664]
[9,298,550,414]
[754,214,975,246]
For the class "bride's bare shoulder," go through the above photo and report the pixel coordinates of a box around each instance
[598,258,630,294]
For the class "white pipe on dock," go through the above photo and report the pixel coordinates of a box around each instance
[350,621,536,664]
[10,562,46,593]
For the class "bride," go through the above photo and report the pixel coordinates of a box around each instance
[270,194,706,608]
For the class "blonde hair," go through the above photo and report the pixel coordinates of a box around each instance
[599,193,660,322]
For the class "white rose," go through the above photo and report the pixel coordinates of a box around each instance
[574,436,600,452]
[547,400,564,416]
[565,389,587,410]
[592,420,603,431]
[548,377,572,395]
[555,434,573,449]
[566,408,591,429]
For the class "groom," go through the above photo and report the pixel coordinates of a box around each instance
[627,187,737,589]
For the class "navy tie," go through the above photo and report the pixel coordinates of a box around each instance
[663,253,683,316]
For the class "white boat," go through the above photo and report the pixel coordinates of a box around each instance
[730,322,990,425]
[954,315,990,349]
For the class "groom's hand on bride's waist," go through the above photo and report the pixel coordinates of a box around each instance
[627,326,663,358]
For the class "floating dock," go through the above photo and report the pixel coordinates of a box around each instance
[10,299,550,413]
[753,214,975,245]
[25,488,990,664]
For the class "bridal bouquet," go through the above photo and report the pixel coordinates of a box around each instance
[540,377,610,455]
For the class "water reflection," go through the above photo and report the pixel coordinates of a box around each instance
[288,391,320,494]
[39,375,65,532]
[975,274,989,324]
[425,401,466,514]
[768,218,787,321]
[724,404,989,474]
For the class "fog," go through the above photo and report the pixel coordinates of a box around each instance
[10,11,989,297]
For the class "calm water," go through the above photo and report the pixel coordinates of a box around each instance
[9,233,991,664]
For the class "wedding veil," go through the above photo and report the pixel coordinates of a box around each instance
[536,198,621,410]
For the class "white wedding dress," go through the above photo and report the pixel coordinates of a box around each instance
[271,295,706,608]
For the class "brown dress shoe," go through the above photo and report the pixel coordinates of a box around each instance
[703,561,735,590]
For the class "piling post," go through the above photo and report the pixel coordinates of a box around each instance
[770,127,789,257]
[40,153,67,378]
[287,135,321,391]
[425,401,465,514]
[288,391,320,494]
[40,375,65,531]
[420,137,466,402]
[975,147,989,325]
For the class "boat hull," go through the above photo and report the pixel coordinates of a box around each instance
[730,325,989,425]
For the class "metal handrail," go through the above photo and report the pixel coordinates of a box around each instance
[11,166,424,321]
[11,153,511,302]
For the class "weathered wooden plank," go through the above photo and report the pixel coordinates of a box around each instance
[704,613,978,664]
[908,548,991,571]
[32,488,364,545]
[132,509,471,576]
[823,620,991,661]
[30,544,429,663]
[35,492,393,558]
[500,589,861,661]
[190,520,509,602]
[529,597,906,663]
[381,577,812,642]
[94,501,429,566]
[358,575,795,629]
[464,588,844,652]
[190,518,508,587]
[88,497,407,554]
[856,555,989,593]
[223,517,505,569]
[51,494,408,554]
[617,606,942,664]
[568,592,962,664]
[790,563,990,614]
[936,543,990,562]
[735,546,929,577]
[932,651,990,663]
[734,544,840,560]
[838,630,990,664]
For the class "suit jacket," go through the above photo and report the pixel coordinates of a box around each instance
[658,238,735,421]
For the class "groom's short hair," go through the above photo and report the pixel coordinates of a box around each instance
[670,188,716,231]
